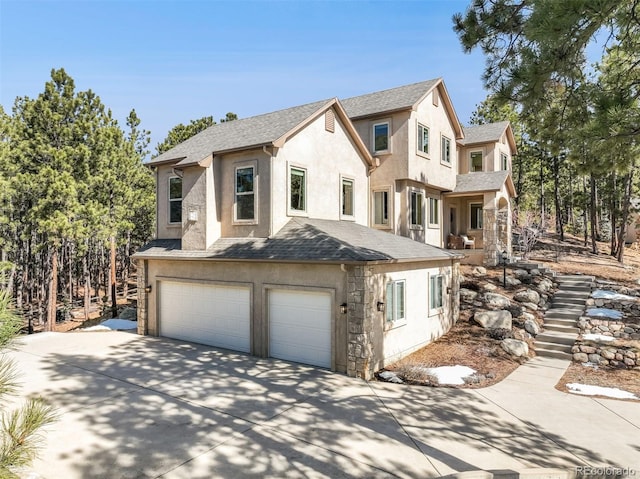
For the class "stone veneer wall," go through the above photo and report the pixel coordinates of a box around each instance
[136,259,148,336]
[483,207,498,266]
[347,265,375,380]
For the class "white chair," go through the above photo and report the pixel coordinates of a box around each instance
[460,234,475,249]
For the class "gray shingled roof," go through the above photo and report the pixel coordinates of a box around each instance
[150,99,332,166]
[459,121,510,146]
[450,171,510,194]
[134,218,460,263]
[341,79,441,119]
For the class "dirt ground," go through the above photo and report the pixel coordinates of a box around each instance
[384,233,640,397]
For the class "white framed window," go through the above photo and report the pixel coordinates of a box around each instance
[428,197,439,227]
[441,135,451,164]
[429,274,444,311]
[289,166,306,213]
[417,123,429,155]
[501,152,509,170]
[373,189,390,227]
[410,190,424,228]
[385,280,405,323]
[168,176,182,224]
[341,177,354,217]
[470,151,483,172]
[470,203,483,230]
[373,121,390,153]
[235,166,255,222]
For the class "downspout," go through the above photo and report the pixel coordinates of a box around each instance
[263,145,273,237]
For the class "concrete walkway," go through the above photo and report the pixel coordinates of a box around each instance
[6,332,640,479]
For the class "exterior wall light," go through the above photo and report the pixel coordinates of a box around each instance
[340,303,348,314]
[144,285,152,293]
[376,301,385,312]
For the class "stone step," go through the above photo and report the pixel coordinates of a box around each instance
[535,347,572,360]
[535,339,573,352]
[544,317,578,327]
[537,331,577,345]
[556,275,595,282]
[544,323,580,334]
[557,285,593,292]
[544,310,583,320]
[551,299,587,307]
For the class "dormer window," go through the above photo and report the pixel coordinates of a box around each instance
[168,176,182,224]
[470,151,483,172]
[373,121,390,153]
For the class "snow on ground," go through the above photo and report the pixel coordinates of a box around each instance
[585,308,623,320]
[591,289,637,301]
[567,383,638,400]
[426,365,476,385]
[582,334,616,342]
[83,319,137,331]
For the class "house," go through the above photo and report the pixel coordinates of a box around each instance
[134,97,462,380]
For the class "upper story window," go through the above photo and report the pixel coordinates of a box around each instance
[417,123,429,155]
[428,197,439,227]
[168,176,182,224]
[470,203,483,230]
[429,274,444,310]
[470,151,483,172]
[373,189,389,227]
[501,152,509,170]
[235,166,255,221]
[341,177,354,217]
[441,135,451,164]
[373,121,390,153]
[290,167,307,213]
[385,279,405,323]
[410,190,424,228]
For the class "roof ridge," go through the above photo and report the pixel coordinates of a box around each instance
[342,78,441,101]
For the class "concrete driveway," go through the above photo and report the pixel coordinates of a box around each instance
[6,332,639,478]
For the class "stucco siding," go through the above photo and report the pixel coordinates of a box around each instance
[156,163,182,240]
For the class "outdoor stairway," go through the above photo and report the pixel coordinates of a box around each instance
[535,275,594,359]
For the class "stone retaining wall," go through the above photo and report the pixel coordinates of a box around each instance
[571,343,639,368]
[585,297,640,315]
[577,317,640,340]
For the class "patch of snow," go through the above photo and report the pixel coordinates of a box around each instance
[378,371,403,384]
[426,365,476,385]
[581,362,600,369]
[585,308,623,320]
[567,383,638,400]
[591,289,637,301]
[582,334,616,342]
[83,319,137,331]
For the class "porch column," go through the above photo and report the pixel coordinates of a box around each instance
[483,207,499,266]
[347,265,375,380]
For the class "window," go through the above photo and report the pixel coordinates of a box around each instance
[417,123,429,154]
[373,190,389,226]
[470,151,483,172]
[290,167,306,212]
[428,197,439,226]
[385,280,405,323]
[235,167,255,221]
[441,136,451,164]
[168,176,182,224]
[373,122,389,153]
[429,274,444,310]
[470,203,483,230]
[501,153,508,170]
[410,191,424,227]
[342,177,354,217]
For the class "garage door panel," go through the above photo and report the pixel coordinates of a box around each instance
[269,289,331,368]
[159,281,250,353]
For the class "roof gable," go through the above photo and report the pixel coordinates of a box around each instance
[448,171,516,197]
[459,121,517,154]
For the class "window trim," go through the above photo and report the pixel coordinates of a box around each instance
[429,273,445,314]
[501,152,509,171]
[168,175,182,225]
[385,279,406,326]
[428,196,439,228]
[372,120,391,154]
[470,202,483,230]
[233,165,257,224]
[340,175,355,219]
[288,165,307,216]
[470,150,483,173]
[372,187,391,229]
[441,135,452,166]
[417,122,430,157]
[409,189,424,230]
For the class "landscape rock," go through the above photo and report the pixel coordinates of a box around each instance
[119,307,137,320]
[378,371,403,384]
[505,276,521,287]
[524,319,540,336]
[514,289,541,304]
[483,283,498,292]
[521,311,536,322]
[573,352,589,362]
[521,302,539,311]
[501,338,529,357]
[460,288,479,302]
[506,304,524,318]
[513,269,529,279]
[537,278,554,292]
[530,268,541,276]
[474,310,513,330]
[483,292,511,309]
[473,266,487,277]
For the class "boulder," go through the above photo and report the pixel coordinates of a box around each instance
[474,310,513,330]
[521,311,536,322]
[521,302,539,311]
[573,352,589,362]
[530,268,541,276]
[483,292,511,309]
[483,283,498,292]
[514,289,541,304]
[524,319,540,336]
[505,276,521,287]
[537,278,554,292]
[473,266,487,277]
[378,371,403,383]
[501,338,529,357]
[460,288,479,302]
[506,304,524,318]
[513,269,529,279]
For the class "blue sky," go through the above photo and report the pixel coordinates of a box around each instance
[0,0,486,151]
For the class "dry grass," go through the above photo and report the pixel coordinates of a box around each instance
[557,362,640,401]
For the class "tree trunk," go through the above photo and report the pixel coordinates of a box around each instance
[110,235,118,318]
[47,247,58,331]
[582,176,588,247]
[610,174,618,256]
[553,156,564,241]
[540,156,545,226]
[616,168,635,264]
[590,174,598,254]
[83,249,91,321]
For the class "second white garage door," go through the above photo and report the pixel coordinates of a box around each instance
[269,289,331,368]
[159,281,250,352]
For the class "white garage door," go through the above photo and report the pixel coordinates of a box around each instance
[269,289,331,368]
[159,281,250,352]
